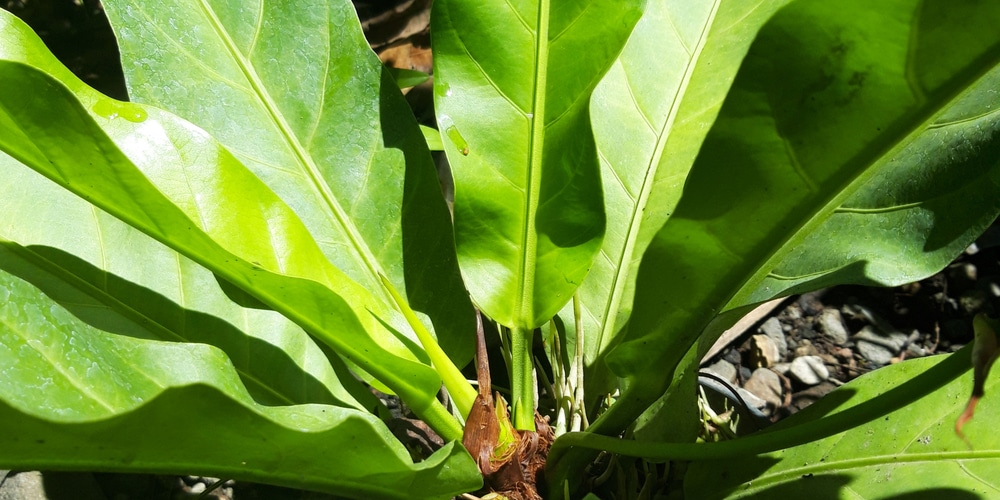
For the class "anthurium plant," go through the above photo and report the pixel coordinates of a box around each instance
[1,0,999,498]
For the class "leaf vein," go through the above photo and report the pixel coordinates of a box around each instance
[599,146,637,201]
[131,6,252,94]
[927,105,1000,129]
[958,460,1000,491]
[593,0,723,356]
[450,23,528,115]
[835,201,923,214]
[246,0,265,56]
[621,63,657,134]
[664,9,692,57]
[549,0,597,44]
[193,0,386,289]
[7,322,117,413]
[304,5,333,150]
[502,0,533,34]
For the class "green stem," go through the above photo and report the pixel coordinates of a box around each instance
[546,348,972,494]
[511,325,536,431]
[379,273,477,418]
[411,397,464,442]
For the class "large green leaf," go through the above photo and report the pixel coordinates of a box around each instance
[0,162,365,410]
[101,0,474,363]
[0,12,461,437]
[602,0,1000,433]
[431,0,643,330]
[0,268,480,500]
[685,352,1000,499]
[564,0,791,388]
[727,0,1000,308]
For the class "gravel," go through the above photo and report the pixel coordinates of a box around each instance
[788,356,830,386]
[700,233,1000,424]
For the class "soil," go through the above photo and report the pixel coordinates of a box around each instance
[2,1,998,499]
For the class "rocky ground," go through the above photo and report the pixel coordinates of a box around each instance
[2,1,998,499]
[699,225,1000,433]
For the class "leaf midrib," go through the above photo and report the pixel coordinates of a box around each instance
[194,0,385,293]
[2,316,119,414]
[594,0,723,355]
[747,450,1000,493]
[6,241,300,407]
[731,43,1000,311]
[517,0,550,328]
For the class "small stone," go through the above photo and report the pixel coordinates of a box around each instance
[0,471,45,500]
[744,368,783,408]
[948,262,978,284]
[854,325,909,353]
[794,339,818,357]
[759,317,788,357]
[723,349,742,365]
[749,334,781,367]
[960,289,988,315]
[817,309,850,345]
[772,362,791,375]
[784,303,803,320]
[791,381,838,410]
[789,355,829,386]
[190,482,207,494]
[798,293,824,316]
[705,359,738,384]
[903,345,923,359]
[835,347,854,360]
[856,339,894,366]
[739,366,752,381]
[735,387,767,410]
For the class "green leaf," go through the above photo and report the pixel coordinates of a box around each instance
[547,346,972,463]
[564,0,791,391]
[421,125,444,151]
[388,67,432,89]
[431,0,644,330]
[0,268,480,500]
[102,0,475,364]
[603,0,1000,430]
[0,165,365,410]
[728,1,1000,308]
[684,353,999,499]
[0,12,461,437]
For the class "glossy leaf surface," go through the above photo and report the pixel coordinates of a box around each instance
[0,12,456,433]
[0,159,365,411]
[0,268,479,500]
[605,0,1000,426]
[569,0,792,371]
[685,353,1000,499]
[431,0,643,329]
[102,0,474,363]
